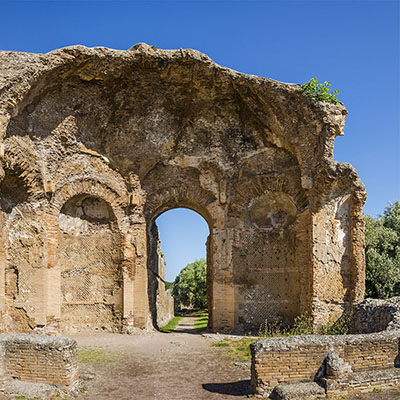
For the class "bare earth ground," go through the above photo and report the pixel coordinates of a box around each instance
[67,317,400,400]
[74,316,249,400]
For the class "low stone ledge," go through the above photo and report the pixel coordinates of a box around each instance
[269,382,325,400]
[0,333,76,347]
[4,380,63,399]
[0,333,78,397]
[322,368,400,397]
[250,331,400,398]
[251,330,400,354]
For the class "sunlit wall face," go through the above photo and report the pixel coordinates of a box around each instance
[155,208,209,282]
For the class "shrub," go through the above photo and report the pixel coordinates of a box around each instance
[299,77,340,104]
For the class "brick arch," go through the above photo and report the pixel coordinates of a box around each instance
[144,184,217,229]
[52,179,129,228]
[229,174,308,218]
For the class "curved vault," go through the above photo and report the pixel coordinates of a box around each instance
[0,43,365,333]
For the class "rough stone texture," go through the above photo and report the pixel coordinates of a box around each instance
[0,43,365,333]
[148,223,174,328]
[351,297,400,334]
[4,380,61,399]
[0,333,78,396]
[269,382,325,400]
[250,330,400,398]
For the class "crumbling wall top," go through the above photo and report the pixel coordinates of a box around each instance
[0,44,349,190]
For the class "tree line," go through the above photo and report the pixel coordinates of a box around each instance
[170,258,207,310]
[365,201,400,298]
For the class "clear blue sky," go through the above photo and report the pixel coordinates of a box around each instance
[1,1,398,280]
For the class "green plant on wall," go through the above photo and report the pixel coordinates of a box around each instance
[299,77,340,104]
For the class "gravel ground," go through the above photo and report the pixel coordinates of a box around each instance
[74,316,250,400]
[0,317,399,399]
[70,317,400,400]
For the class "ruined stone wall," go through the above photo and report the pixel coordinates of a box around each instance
[157,289,174,328]
[0,334,78,396]
[351,297,400,334]
[148,223,174,328]
[0,43,366,333]
[251,331,400,398]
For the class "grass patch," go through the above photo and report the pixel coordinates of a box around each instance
[194,311,208,332]
[210,313,351,364]
[78,346,115,365]
[212,337,255,362]
[212,342,230,347]
[159,315,183,333]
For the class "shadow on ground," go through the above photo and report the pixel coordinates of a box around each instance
[202,380,251,396]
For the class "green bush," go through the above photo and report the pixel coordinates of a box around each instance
[299,77,340,104]
[365,201,400,298]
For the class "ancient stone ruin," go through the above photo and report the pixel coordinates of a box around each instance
[251,298,400,398]
[0,43,366,335]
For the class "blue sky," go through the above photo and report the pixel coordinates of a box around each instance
[0,1,398,280]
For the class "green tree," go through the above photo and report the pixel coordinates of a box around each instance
[365,201,400,298]
[172,259,207,310]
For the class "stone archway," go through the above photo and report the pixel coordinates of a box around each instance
[146,207,210,329]
[146,205,212,330]
[0,44,366,333]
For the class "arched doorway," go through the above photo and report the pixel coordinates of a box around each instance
[57,194,123,333]
[147,208,210,330]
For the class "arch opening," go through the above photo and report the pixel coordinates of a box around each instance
[58,194,123,333]
[0,169,30,213]
[147,208,210,331]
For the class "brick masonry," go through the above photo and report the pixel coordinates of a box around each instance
[0,44,366,334]
[251,331,400,398]
[0,334,78,395]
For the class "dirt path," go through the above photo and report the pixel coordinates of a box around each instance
[74,317,250,400]
[72,317,400,400]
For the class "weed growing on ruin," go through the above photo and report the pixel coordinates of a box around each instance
[258,319,284,337]
[258,313,314,337]
[258,312,350,338]
[299,78,340,104]
[317,314,351,335]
